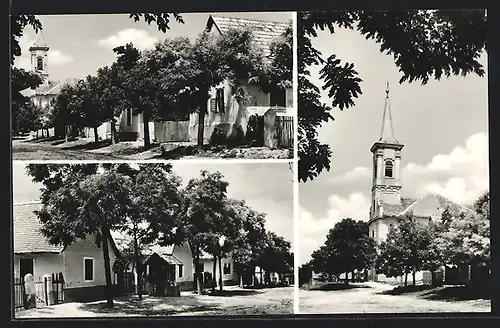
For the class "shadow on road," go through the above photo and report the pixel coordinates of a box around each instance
[206,289,260,297]
[379,285,491,301]
[60,139,112,150]
[79,296,220,316]
[303,282,370,292]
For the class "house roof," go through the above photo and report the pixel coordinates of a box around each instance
[206,15,290,62]
[143,252,183,266]
[13,201,64,254]
[13,200,121,256]
[379,194,473,220]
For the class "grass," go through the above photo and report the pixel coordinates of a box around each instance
[301,282,370,292]
[380,284,492,302]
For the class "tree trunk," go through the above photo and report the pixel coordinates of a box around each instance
[404,272,408,287]
[431,271,436,287]
[344,272,348,284]
[197,109,206,148]
[36,130,39,139]
[194,256,203,295]
[212,255,217,292]
[101,225,114,308]
[218,255,223,291]
[143,112,151,148]
[46,128,49,137]
[352,270,355,283]
[412,270,416,286]
[133,225,142,300]
[239,275,244,288]
[111,119,117,145]
[64,125,68,142]
[94,126,99,143]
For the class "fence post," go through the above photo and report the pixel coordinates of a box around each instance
[43,274,53,305]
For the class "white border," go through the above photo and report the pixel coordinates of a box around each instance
[12,158,294,165]
[292,11,300,316]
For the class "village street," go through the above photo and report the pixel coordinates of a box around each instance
[14,286,293,318]
[12,136,291,160]
[299,282,491,314]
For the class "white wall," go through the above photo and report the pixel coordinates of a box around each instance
[62,235,117,289]
[172,243,194,283]
[14,253,63,280]
[198,256,237,282]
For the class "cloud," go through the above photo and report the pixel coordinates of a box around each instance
[300,193,371,264]
[299,132,489,264]
[49,50,73,66]
[98,28,158,51]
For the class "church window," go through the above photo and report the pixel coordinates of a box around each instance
[384,160,394,178]
[37,57,44,71]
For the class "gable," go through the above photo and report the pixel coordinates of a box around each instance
[398,194,472,219]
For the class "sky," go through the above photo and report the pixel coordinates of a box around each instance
[14,12,292,82]
[12,162,294,247]
[299,28,490,265]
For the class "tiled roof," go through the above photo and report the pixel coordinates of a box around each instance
[143,252,183,266]
[207,15,290,61]
[380,194,472,220]
[13,201,64,254]
[20,77,81,98]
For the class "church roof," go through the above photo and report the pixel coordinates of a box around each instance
[206,15,290,63]
[29,31,49,51]
[20,78,80,98]
[380,194,473,219]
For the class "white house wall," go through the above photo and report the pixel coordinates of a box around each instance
[14,253,63,280]
[62,235,117,289]
[172,243,194,284]
[198,257,238,283]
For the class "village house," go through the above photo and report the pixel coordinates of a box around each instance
[186,15,294,147]
[13,201,121,303]
[198,251,239,287]
[367,84,475,284]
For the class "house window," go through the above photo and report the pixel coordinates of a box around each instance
[84,258,94,282]
[178,264,183,278]
[270,88,286,107]
[37,57,44,71]
[127,108,132,126]
[223,263,231,275]
[215,88,225,113]
[371,231,375,238]
[385,160,394,178]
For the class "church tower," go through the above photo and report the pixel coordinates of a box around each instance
[370,82,404,221]
[29,32,50,84]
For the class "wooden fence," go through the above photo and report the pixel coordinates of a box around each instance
[14,273,65,311]
[154,121,190,143]
[275,116,293,148]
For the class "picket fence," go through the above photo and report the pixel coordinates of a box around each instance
[14,273,65,311]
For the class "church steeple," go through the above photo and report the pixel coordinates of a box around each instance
[29,31,50,84]
[378,82,398,144]
[370,83,404,221]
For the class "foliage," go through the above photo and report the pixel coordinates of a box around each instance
[311,218,376,278]
[298,10,487,183]
[258,232,293,274]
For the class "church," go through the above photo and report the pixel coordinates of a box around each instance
[367,83,473,283]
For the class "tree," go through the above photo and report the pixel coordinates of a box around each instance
[26,164,131,308]
[11,67,43,136]
[228,201,268,288]
[12,100,44,135]
[298,10,487,183]
[316,218,376,282]
[258,232,293,284]
[81,75,107,143]
[175,170,230,295]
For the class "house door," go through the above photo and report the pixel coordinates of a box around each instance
[20,258,34,280]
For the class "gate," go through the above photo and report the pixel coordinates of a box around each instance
[275,116,293,148]
[14,273,65,311]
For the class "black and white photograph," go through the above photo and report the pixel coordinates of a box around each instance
[297,10,490,313]
[12,162,294,318]
[11,12,294,160]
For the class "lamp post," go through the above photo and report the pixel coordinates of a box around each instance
[218,236,226,292]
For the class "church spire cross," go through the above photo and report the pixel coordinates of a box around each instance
[378,81,398,144]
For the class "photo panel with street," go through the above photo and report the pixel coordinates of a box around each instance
[12,12,295,161]
[12,161,294,318]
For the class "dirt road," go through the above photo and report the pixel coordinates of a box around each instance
[14,286,293,318]
[299,282,490,314]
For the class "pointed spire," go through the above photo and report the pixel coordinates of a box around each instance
[378,82,399,144]
[29,31,49,51]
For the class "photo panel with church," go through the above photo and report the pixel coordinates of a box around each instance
[12,12,294,161]
[12,161,294,317]
[297,10,490,314]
